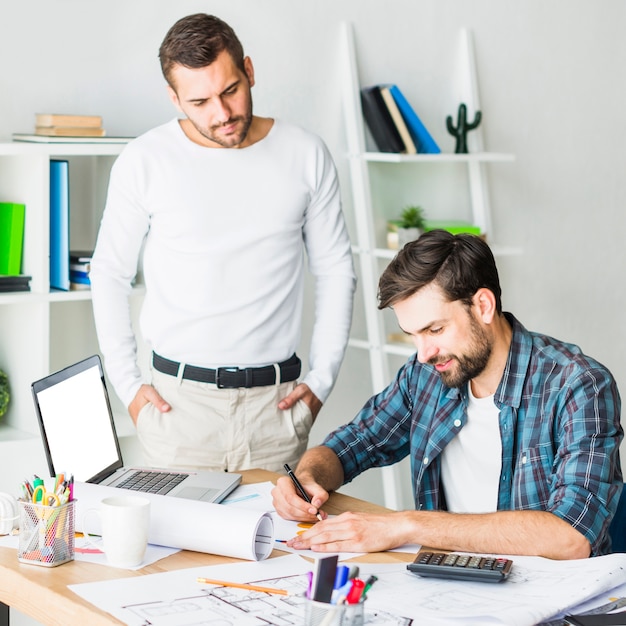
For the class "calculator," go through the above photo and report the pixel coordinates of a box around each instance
[407,551,513,583]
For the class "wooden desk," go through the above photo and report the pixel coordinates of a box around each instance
[0,469,413,626]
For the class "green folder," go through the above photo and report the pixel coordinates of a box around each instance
[424,220,482,236]
[0,203,26,275]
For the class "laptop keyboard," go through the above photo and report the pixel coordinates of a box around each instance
[116,470,187,495]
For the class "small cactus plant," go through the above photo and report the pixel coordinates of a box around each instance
[446,103,482,154]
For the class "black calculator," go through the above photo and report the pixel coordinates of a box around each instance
[407,551,513,583]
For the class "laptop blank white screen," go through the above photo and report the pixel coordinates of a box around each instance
[35,364,120,482]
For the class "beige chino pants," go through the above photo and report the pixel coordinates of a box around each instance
[135,367,313,473]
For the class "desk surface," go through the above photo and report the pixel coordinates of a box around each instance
[0,469,413,626]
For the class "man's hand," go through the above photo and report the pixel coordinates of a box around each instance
[278,382,322,419]
[285,507,592,559]
[285,511,411,553]
[271,475,330,523]
[128,384,170,424]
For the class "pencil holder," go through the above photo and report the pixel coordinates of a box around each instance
[303,599,364,626]
[17,499,75,567]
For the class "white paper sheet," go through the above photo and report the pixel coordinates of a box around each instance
[270,512,365,560]
[222,481,366,560]
[0,531,178,570]
[221,482,275,509]
[69,554,407,625]
[74,481,274,561]
[68,551,626,626]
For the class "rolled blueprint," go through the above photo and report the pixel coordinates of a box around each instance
[73,482,274,561]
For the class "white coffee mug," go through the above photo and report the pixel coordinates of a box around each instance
[83,495,150,568]
[0,492,18,535]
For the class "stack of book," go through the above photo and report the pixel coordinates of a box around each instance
[34,113,106,138]
[69,250,93,290]
[423,220,483,236]
[360,84,440,154]
[0,275,31,293]
[386,219,483,250]
[0,202,25,275]
[50,160,69,291]
[0,196,30,293]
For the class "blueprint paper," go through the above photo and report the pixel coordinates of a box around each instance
[68,552,626,625]
[69,554,408,625]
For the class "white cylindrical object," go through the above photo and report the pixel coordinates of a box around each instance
[74,482,273,561]
[0,492,18,535]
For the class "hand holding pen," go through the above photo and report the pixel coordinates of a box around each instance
[284,464,324,522]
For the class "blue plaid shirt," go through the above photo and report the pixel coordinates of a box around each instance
[324,314,623,555]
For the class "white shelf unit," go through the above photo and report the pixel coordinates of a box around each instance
[0,141,143,450]
[340,23,517,509]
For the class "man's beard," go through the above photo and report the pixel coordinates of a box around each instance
[191,106,253,148]
[429,315,492,388]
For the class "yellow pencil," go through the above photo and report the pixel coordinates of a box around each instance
[197,577,290,596]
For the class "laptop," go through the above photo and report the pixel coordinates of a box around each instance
[31,354,241,503]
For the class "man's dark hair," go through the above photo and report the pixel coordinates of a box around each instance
[378,229,503,313]
[159,14,245,88]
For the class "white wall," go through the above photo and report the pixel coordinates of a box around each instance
[1,0,625,509]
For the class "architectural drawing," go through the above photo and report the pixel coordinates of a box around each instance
[121,573,411,625]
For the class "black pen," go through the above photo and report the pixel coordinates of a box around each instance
[283,463,323,522]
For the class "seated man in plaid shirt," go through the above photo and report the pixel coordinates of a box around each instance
[272,229,623,559]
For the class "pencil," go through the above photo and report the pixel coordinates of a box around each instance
[197,577,291,596]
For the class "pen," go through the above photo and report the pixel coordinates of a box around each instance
[283,463,323,522]
[362,574,378,599]
[197,577,291,596]
[23,479,33,499]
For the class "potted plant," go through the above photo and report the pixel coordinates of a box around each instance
[0,369,9,420]
[397,205,426,248]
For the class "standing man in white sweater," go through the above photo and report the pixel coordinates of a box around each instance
[90,13,356,473]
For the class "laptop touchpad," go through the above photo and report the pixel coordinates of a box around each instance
[173,487,220,502]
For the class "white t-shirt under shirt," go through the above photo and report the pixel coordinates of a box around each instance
[440,384,502,513]
[90,118,356,407]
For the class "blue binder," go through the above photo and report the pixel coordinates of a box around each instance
[389,85,441,154]
[50,160,70,291]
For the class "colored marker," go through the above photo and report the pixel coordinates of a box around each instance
[334,565,349,589]
[332,579,353,605]
[362,575,378,599]
[345,579,365,604]
[32,476,43,502]
[331,565,350,603]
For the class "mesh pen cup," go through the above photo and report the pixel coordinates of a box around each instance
[304,599,364,626]
[18,499,75,567]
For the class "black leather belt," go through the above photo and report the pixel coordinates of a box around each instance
[152,352,301,388]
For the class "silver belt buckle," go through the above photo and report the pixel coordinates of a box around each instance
[215,367,239,388]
